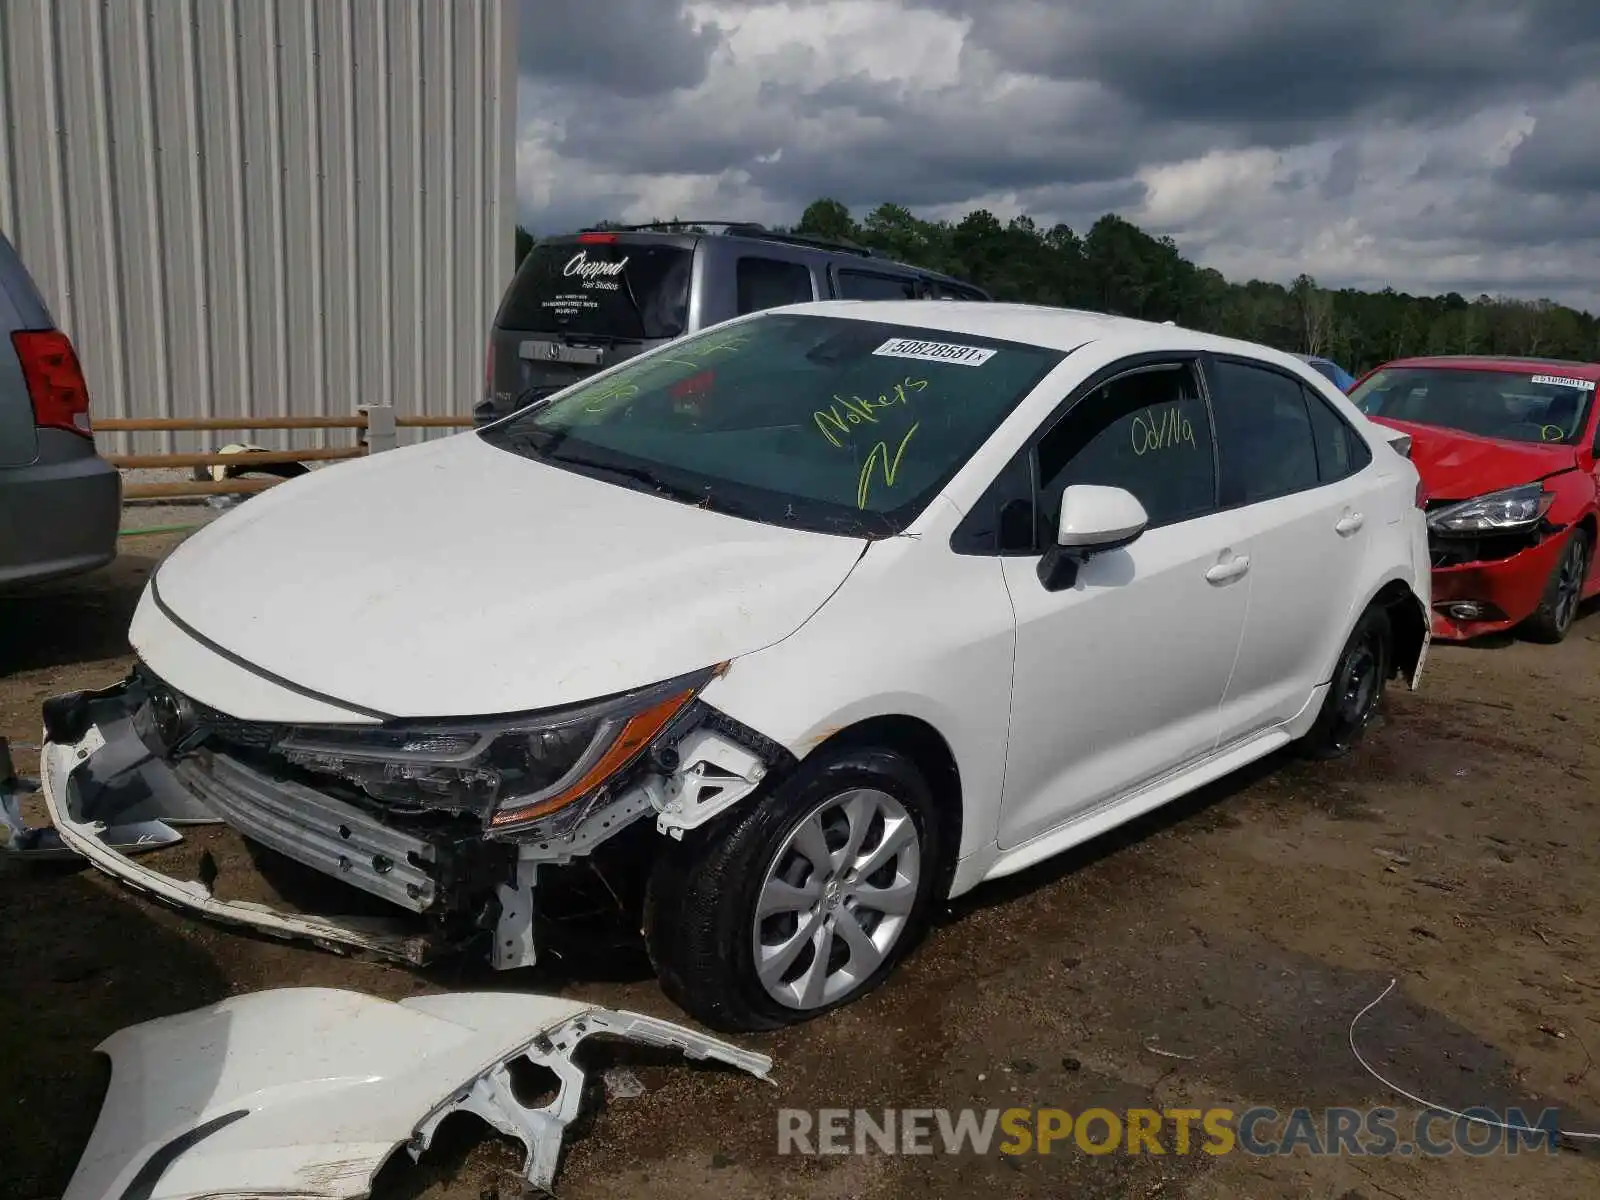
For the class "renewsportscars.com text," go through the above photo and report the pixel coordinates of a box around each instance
[778,1106,1563,1158]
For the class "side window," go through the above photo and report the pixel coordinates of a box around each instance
[1303,387,1372,482]
[837,270,918,300]
[933,281,987,301]
[735,257,814,314]
[1208,360,1321,506]
[1035,362,1216,540]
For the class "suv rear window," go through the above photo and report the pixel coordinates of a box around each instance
[498,240,692,340]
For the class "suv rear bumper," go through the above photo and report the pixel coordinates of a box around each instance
[0,431,120,586]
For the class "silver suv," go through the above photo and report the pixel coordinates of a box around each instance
[0,230,120,586]
[478,221,991,425]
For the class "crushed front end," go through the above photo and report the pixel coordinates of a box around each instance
[1422,484,1569,640]
[39,664,792,968]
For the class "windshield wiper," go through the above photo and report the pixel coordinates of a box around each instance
[551,451,714,506]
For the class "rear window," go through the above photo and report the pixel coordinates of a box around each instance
[479,312,1065,536]
[1351,367,1596,445]
[498,240,692,340]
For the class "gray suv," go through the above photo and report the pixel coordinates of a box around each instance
[0,231,120,587]
[478,221,991,425]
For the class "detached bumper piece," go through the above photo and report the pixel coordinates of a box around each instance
[39,678,490,965]
[0,710,202,860]
[62,986,774,1200]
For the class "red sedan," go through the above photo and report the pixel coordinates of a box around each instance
[1349,355,1599,643]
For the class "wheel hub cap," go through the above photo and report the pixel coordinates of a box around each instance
[752,787,921,1011]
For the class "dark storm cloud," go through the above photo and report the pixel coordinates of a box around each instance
[519,0,723,97]
[541,65,1188,213]
[1320,143,1361,200]
[915,0,1600,142]
[1500,86,1600,194]
[515,0,1600,306]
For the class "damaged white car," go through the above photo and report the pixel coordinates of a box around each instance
[63,986,771,1199]
[41,301,1431,1031]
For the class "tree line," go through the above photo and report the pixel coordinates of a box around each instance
[515,198,1600,373]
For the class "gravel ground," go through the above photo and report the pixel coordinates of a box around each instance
[1,524,1598,1200]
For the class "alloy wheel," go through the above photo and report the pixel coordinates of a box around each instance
[1552,537,1587,634]
[752,788,921,1011]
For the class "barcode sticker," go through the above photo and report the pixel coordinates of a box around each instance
[873,337,996,367]
[1531,374,1595,391]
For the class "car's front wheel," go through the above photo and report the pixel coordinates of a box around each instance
[644,743,944,1033]
[1521,527,1591,644]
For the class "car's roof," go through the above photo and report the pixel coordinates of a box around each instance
[1376,354,1600,380]
[777,299,1308,363]
[552,226,989,291]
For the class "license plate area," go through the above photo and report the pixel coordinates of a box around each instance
[519,339,606,366]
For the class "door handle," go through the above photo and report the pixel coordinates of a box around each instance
[1335,511,1365,535]
[1205,554,1251,584]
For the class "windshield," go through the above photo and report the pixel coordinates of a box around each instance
[1350,367,1595,446]
[478,312,1067,536]
[497,240,692,340]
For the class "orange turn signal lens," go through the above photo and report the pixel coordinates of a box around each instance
[488,687,697,827]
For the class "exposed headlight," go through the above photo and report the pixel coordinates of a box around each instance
[275,666,722,833]
[1427,483,1553,534]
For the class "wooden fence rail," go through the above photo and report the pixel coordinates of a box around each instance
[107,405,476,499]
[97,415,369,431]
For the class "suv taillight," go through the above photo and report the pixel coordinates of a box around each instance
[12,329,92,437]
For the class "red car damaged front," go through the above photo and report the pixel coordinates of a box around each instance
[1350,357,1600,643]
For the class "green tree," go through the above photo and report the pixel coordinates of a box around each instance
[796,198,861,244]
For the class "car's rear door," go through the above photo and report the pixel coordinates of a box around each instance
[481,232,698,424]
[996,357,1250,850]
[1203,355,1378,742]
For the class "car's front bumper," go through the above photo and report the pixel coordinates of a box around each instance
[1427,530,1565,641]
[38,678,491,965]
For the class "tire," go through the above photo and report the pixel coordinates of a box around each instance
[643,744,945,1033]
[1520,528,1591,645]
[1298,605,1392,760]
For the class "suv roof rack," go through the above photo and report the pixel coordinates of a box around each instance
[591,220,881,259]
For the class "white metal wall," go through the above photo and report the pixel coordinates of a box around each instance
[0,0,518,454]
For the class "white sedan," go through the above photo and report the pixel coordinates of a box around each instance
[40,301,1431,1031]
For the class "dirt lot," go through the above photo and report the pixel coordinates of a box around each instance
[3,533,1599,1200]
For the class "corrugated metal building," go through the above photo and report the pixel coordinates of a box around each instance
[0,0,518,453]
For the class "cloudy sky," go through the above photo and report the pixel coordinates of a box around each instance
[517,0,1600,311]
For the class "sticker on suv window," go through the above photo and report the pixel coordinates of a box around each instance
[1530,374,1596,391]
[872,337,996,366]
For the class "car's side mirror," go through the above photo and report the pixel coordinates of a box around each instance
[1037,485,1149,591]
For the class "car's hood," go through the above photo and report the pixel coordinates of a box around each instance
[148,433,868,718]
[1369,416,1579,502]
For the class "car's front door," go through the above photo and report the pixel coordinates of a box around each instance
[996,358,1251,851]
[1202,356,1376,741]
